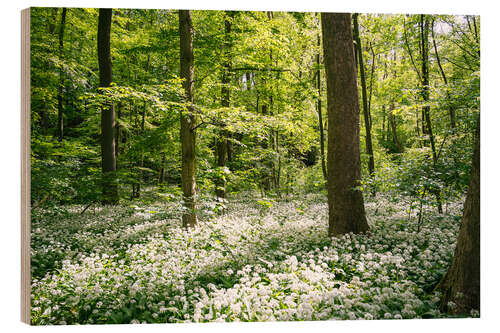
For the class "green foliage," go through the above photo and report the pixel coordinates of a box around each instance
[30,8,478,219]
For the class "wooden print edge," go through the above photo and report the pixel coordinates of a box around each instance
[21,7,31,325]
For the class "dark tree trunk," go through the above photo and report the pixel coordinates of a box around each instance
[48,8,59,34]
[159,153,166,184]
[353,13,375,176]
[367,44,376,125]
[431,20,456,130]
[216,11,233,200]
[57,8,67,141]
[420,15,437,161]
[389,106,403,153]
[98,8,118,204]
[321,13,369,237]
[179,10,197,227]
[420,14,443,213]
[381,105,386,142]
[316,22,327,183]
[437,120,480,314]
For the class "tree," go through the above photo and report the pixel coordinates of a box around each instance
[353,13,375,177]
[321,13,370,237]
[437,119,480,314]
[179,10,197,227]
[98,8,118,204]
[57,7,67,141]
[215,11,233,200]
[420,14,443,213]
[431,18,456,130]
[315,13,327,182]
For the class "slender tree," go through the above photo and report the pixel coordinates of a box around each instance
[353,13,375,176]
[179,10,197,227]
[321,12,369,237]
[431,19,456,130]
[420,14,443,213]
[98,8,118,204]
[57,7,67,141]
[316,14,327,182]
[216,11,233,200]
[437,119,480,314]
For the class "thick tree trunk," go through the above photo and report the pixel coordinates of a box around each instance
[179,10,197,227]
[353,13,375,176]
[57,8,67,141]
[321,13,369,237]
[98,8,118,204]
[437,120,480,314]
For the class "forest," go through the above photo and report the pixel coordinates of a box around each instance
[29,7,480,325]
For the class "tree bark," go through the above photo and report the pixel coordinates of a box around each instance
[215,11,233,200]
[437,120,480,314]
[57,8,67,141]
[321,13,369,237]
[98,8,118,204]
[179,10,197,227]
[420,14,443,213]
[353,13,375,176]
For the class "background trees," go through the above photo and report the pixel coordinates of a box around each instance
[29,8,479,239]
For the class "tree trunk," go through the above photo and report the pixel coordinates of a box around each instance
[321,13,369,237]
[115,101,122,165]
[179,10,197,227]
[216,11,233,200]
[98,8,118,205]
[57,8,67,141]
[437,120,480,314]
[367,44,376,126]
[353,13,375,176]
[48,8,59,34]
[389,106,403,153]
[420,14,443,213]
[159,153,166,184]
[316,24,327,183]
[381,105,386,143]
[431,20,456,130]
[134,102,147,198]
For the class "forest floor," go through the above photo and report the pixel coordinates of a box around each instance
[30,192,472,324]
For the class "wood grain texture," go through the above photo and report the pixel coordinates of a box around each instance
[21,7,31,324]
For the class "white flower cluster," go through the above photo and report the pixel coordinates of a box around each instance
[30,195,471,325]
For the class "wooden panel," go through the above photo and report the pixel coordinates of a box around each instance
[21,7,31,325]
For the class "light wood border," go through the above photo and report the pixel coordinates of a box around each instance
[21,7,31,325]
